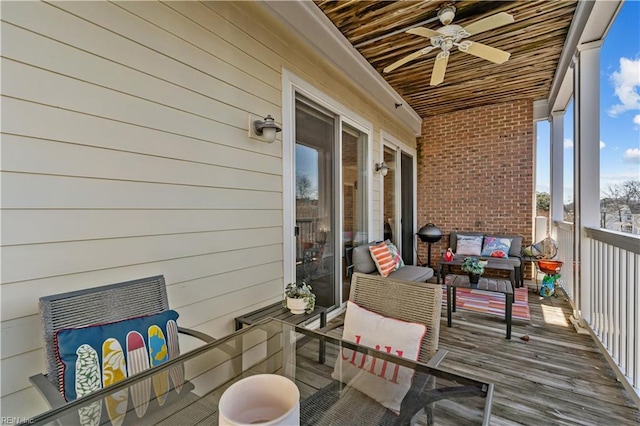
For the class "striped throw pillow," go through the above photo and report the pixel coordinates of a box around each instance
[369,242,396,277]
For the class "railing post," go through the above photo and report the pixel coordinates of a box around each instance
[573,40,603,324]
[549,112,564,224]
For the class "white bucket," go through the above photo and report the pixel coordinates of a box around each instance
[218,374,300,426]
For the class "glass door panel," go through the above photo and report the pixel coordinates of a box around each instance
[341,123,368,302]
[401,152,414,265]
[382,143,415,264]
[383,146,397,244]
[295,96,336,309]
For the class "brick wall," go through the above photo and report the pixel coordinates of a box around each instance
[416,99,535,276]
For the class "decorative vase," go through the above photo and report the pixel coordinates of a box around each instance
[469,273,481,284]
[286,297,306,314]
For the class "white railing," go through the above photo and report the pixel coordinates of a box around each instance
[585,227,640,394]
[554,222,640,397]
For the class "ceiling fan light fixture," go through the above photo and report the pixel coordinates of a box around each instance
[437,4,456,26]
[386,6,512,86]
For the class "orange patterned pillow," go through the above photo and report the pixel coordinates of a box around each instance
[369,242,396,277]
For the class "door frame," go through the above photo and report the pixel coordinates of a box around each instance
[282,69,373,300]
[379,131,418,265]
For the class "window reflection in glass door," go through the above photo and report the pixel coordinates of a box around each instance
[294,96,336,309]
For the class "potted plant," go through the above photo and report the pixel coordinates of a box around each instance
[461,257,488,284]
[284,281,316,314]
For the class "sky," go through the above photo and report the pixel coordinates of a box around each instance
[536,0,640,203]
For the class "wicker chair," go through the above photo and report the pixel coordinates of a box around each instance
[29,275,215,409]
[348,272,446,367]
[301,273,448,424]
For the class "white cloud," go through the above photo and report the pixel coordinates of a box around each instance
[601,171,640,182]
[608,57,640,117]
[536,183,550,193]
[562,140,606,149]
[623,148,640,163]
[600,171,640,192]
[634,115,640,125]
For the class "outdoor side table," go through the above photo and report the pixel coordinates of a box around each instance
[234,301,327,363]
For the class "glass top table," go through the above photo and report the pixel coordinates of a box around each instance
[25,318,493,425]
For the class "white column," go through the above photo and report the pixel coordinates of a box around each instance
[550,111,564,223]
[573,40,603,324]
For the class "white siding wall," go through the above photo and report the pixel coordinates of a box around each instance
[0,0,415,417]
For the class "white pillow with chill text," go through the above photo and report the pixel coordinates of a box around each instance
[331,301,426,414]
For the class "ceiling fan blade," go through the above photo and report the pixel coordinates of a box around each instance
[459,41,511,64]
[430,51,449,86]
[383,46,434,73]
[463,12,514,36]
[406,27,441,39]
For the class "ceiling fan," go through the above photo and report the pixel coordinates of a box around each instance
[383,3,514,86]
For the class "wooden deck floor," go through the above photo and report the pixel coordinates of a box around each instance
[324,281,640,425]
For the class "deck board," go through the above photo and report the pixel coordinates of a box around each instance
[319,281,640,425]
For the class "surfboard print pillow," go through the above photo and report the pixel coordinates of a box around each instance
[55,309,180,402]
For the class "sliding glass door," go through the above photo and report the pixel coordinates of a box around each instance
[382,140,416,265]
[294,96,336,308]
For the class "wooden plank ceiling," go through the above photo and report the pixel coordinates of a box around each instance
[314,1,578,117]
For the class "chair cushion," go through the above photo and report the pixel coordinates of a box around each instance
[331,301,426,414]
[455,235,483,256]
[56,309,180,402]
[369,242,396,277]
[351,243,377,274]
[481,237,512,258]
[388,265,433,282]
[385,240,405,270]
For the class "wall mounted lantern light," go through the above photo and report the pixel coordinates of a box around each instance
[253,115,282,143]
[375,162,389,177]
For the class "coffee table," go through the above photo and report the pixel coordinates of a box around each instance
[438,258,515,339]
[23,319,494,425]
[437,257,515,286]
[445,274,514,339]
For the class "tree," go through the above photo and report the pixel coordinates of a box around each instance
[601,180,640,232]
[536,192,550,212]
[296,175,314,200]
[602,184,626,228]
[621,180,640,208]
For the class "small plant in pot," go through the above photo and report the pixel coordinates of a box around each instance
[284,281,316,314]
[461,257,488,284]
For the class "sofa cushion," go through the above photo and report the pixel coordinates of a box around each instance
[455,235,483,256]
[450,231,483,253]
[481,237,512,258]
[388,265,434,282]
[352,243,377,274]
[485,256,521,268]
[451,232,523,259]
[486,235,523,258]
[369,242,396,277]
[385,240,405,270]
